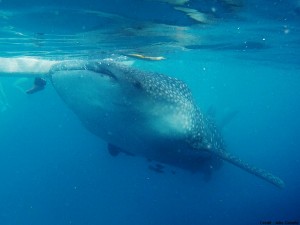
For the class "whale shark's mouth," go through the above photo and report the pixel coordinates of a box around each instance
[49,60,119,81]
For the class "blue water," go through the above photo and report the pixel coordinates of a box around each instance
[1,1,300,225]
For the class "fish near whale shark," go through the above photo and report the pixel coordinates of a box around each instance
[0,58,285,188]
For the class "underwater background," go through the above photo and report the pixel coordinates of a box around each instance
[0,0,300,224]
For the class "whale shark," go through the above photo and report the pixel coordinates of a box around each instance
[0,58,285,188]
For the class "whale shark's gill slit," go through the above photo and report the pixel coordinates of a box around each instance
[132,80,142,89]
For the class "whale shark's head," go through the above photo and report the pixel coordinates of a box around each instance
[49,59,202,153]
[49,60,130,114]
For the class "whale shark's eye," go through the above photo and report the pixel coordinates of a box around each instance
[132,80,142,89]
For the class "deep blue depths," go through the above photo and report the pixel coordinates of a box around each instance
[0,1,300,225]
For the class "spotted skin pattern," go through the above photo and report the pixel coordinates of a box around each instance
[49,59,284,188]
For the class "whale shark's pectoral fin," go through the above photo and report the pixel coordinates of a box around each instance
[26,77,47,94]
[148,164,165,173]
[107,143,121,157]
[212,149,285,188]
[107,143,135,157]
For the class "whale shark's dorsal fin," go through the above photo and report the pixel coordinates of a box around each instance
[210,149,285,188]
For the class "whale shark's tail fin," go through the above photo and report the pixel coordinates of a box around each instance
[215,149,285,188]
[191,108,283,188]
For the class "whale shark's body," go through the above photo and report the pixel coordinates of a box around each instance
[46,59,284,188]
[0,58,284,188]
